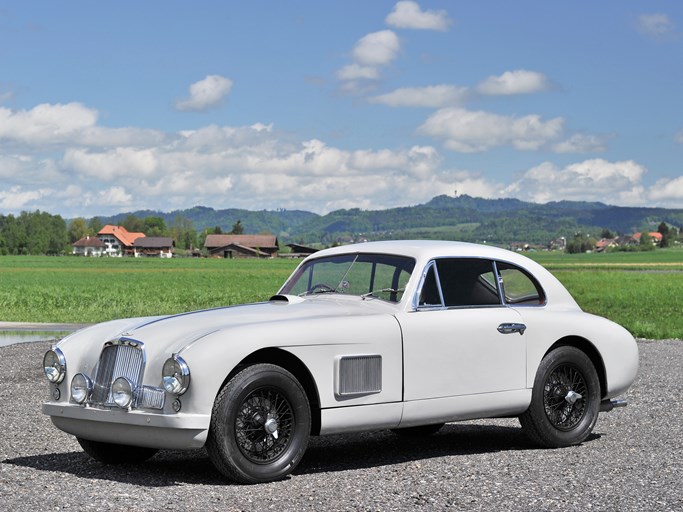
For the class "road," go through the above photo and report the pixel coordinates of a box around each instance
[1,339,681,511]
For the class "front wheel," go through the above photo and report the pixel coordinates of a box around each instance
[520,346,600,448]
[206,364,311,484]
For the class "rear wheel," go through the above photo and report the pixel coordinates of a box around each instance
[520,346,600,447]
[206,364,311,484]
[77,438,158,464]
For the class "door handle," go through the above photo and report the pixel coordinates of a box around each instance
[497,323,526,335]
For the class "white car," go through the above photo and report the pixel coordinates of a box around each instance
[43,240,638,483]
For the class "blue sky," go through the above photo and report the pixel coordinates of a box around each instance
[1,1,681,218]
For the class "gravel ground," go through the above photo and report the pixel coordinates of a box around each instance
[1,339,681,512]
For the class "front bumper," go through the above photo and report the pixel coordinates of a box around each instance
[43,402,210,450]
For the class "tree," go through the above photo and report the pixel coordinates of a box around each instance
[89,217,103,235]
[122,215,144,233]
[69,218,89,243]
[143,216,167,237]
[657,222,672,248]
[170,215,197,250]
[230,220,244,235]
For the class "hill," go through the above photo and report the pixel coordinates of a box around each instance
[94,195,683,246]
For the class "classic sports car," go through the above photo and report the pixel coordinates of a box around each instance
[43,241,638,483]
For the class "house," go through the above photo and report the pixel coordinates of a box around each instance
[72,236,105,257]
[631,232,663,246]
[204,234,279,258]
[97,225,146,257]
[595,238,618,253]
[285,243,319,258]
[133,237,175,258]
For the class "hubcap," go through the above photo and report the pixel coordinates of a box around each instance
[234,388,294,463]
[543,364,588,431]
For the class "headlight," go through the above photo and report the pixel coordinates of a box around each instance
[112,377,134,408]
[70,373,93,404]
[43,348,66,384]
[162,355,190,395]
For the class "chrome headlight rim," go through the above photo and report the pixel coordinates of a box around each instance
[162,355,191,395]
[70,373,93,404]
[43,348,67,384]
[112,376,135,409]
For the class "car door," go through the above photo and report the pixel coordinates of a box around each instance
[399,258,527,402]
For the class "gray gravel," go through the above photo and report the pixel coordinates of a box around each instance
[1,340,681,512]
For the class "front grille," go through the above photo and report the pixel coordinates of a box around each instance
[91,339,145,407]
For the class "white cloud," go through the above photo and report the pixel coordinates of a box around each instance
[63,147,159,180]
[175,75,233,112]
[368,85,468,108]
[0,103,97,144]
[336,64,381,81]
[502,159,648,204]
[0,186,46,210]
[418,107,564,152]
[649,176,683,202]
[477,70,550,96]
[352,30,400,66]
[636,13,676,40]
[386,1,452,31]
[553,133,607,154]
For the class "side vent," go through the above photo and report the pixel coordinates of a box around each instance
[338,355,382,397]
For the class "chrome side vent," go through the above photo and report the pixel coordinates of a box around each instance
[338,355,382,396]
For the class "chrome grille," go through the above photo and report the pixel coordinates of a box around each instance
[338,355,382,396]
[91,339,145,406]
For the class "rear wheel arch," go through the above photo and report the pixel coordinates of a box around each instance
[219,347,321,435]
[545,336,606,399]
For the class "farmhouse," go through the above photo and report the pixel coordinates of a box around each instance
[97,225,146,257]
[204,234,279,258]
[133,237,175,258]
[72,236,105,256]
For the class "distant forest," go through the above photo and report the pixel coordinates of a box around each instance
[2,195,682,255]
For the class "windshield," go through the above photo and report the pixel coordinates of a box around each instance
[279,253,415,303]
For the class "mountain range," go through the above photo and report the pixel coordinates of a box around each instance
[98,195,683,246]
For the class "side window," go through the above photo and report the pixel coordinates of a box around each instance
[435,259,502,307]
[418,264,443,307]
[496,262,545,305]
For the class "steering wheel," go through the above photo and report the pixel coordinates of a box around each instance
[309,283,335,294]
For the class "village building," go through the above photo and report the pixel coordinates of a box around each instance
[631,232,663,246]
[204,234,279,258]
[97,225,146,257]
[133,237,175,258]
[72,236,105,257]
[284,243,319,258]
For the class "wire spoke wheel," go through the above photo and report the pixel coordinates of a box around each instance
[543,364,588,431]
[235,387,294,463]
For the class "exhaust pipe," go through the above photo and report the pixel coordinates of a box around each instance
[600,399,628,412]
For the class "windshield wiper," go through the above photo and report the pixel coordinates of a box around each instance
[360,288,403,300]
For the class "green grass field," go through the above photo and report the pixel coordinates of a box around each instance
[1,250,681,339]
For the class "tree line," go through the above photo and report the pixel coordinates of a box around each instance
[0,211,247,255]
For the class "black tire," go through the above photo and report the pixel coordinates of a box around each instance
[77,438,158,464]
[391,423,445,437]
[206,364,311,484]
[520,346,600,448]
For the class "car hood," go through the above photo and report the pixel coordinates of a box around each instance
[58,295,396,362]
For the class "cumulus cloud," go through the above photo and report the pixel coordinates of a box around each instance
[352,30,400,66]
[476,70,551,96]
[368,85,468,108]
[386,1,452,31]
[649,176,683,202]
[418,107,564,152]
[0,103,97,144]
[175,75,233,112]
[636,13,676,40]
[336,64,381,81]
[502,159,648,204]
[0,186,46,210]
